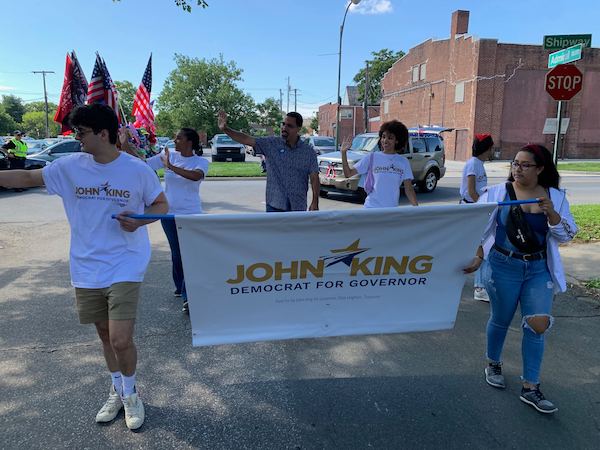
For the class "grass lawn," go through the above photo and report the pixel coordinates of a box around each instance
[571,204,600,242]
[558,162,600,172]
[156,162,264,179]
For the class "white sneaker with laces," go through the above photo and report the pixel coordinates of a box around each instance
[474,287,490,302]
[123,392,145,430]
[95,385,123,423]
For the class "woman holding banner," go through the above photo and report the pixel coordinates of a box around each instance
[341,120,418,208]
[145,128,208,313]
[460,134,494,302]
[464,144,577,414]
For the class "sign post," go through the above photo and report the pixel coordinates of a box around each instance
[545,64,584,164]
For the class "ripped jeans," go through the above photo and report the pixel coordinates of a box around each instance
[485,247,554,385]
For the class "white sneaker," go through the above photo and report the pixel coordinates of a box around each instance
[123,392,145,430]
[474,287,490,302]
[95,385,123,423]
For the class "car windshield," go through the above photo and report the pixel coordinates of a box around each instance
[350,136,379,152]
[217,135,240,145]
[313,138,335,147]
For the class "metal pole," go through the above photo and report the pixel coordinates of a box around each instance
[363,61,369,132]
[336,2,352,149]
[32,70,55,137]
[552,100,563,165]
[287,77,290,113]
[294,88,297,111]
[279,89,283,113]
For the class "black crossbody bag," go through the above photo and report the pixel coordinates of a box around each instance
[504,182,543,254]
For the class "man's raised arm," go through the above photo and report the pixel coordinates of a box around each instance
[0,169,45,189]
[217,111,256,147]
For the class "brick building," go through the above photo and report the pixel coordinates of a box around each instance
[376,10,600,160]
[318,86,380,143]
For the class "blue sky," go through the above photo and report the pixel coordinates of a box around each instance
[1,0,597,119]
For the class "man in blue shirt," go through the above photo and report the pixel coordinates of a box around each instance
[217,110,319,212]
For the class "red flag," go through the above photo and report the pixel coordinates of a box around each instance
[132,55,155,132]
[54,53,74,133]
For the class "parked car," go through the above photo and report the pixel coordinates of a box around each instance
[28,139,81,163]
[305,136,337,155]
[25,139,49,155]
[210,134,245,162]
[317,128,449,200]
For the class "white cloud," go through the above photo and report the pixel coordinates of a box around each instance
[350,0,393,15]
[0,85,15,91]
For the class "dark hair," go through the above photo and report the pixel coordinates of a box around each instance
[179,128,203,155]
[472,134,494,157]
[68,104,119,144]
[378,120,409,153]
[508,144,560,189]
[286,112,303,128]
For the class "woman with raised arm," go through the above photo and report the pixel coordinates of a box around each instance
[464,144,577,414]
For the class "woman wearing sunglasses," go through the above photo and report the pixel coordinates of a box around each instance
[464,144,577,414]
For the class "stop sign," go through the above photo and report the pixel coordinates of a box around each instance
[545,64,583,101]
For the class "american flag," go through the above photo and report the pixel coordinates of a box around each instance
[86,53,120,120]
[132,55,154,131]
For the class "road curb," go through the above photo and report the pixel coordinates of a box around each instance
[205,176,267,181]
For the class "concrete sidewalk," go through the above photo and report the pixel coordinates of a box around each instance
[560,241,600,286]
[444,160,600,178]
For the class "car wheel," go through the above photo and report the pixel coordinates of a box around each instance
[212,155,220,162]
[319,189,328,198]
[239,154,246,162]
[419,169,438,193]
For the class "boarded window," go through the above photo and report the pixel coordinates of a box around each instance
[455,81,465,103]
[340,109,353,119]
[412,66,419,83]
[419,63,426,80]
[383,100,389,114]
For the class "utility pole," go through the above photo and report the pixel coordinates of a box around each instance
[279,89,283,114]
[286,77,291,113]
[293,88,297,112]
[32,70,55,137]
[363,61,369,133]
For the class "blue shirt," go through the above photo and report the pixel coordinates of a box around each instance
[254,136,319,211]
[495,194,548,252]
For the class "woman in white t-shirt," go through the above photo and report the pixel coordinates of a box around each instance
[146,128,209,313]
[460,134,494,302]
[341,120,418,208]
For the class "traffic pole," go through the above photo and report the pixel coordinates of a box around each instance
[552,100,563,165]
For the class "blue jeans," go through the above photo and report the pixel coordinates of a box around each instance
[485,248,554,384]
[474,258,490,289]
[161,218,186,300]
[266,201,292,212]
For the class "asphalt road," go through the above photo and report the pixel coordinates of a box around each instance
[1,176,599,449]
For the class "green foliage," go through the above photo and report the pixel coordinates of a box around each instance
[114,80,136,123]
[21,111,60,138]
[255,97,282,133]
[585,278,600,290]
[558,162,600,172]
[155,109,177,138]
[207,162,263,177]
[571,205,600,242]
[310,113,319,132]
[1,95,26,123]
[112,0,208,12]
[353,49,404,105]
[158,54,256,139]
[0,106,17,134]
[24,101,58,114]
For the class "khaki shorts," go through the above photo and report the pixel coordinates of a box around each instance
[75,282,141,324]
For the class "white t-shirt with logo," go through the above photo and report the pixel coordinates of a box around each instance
[146,150,209,214]
[42,152,164,288]
[460,157,487,202]
[353,152,414,208]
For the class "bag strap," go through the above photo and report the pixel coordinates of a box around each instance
[505,182,517,201]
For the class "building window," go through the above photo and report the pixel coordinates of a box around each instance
[455,81,465,103]
[419,63,426,80]
[412,66,419,83]
[340,109,353,119]
[383,100,389,114]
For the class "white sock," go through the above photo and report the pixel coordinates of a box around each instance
[110,371,122,396]
[122,373,136,397]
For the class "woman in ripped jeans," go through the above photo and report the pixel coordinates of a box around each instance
[464,144,577,414]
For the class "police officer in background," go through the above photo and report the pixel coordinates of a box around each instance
[2,130,28,170]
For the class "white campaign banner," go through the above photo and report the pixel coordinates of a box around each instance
[177,204,495,346]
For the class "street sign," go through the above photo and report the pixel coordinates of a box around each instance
[543,118,570,135]
[543,34,592,51]
[545,64,583,101]
[548,44,583,68]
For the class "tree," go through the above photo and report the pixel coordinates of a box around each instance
[155,109,177,138]
[1,95,26,124]
[310,113,319,133]
[353,49,405,105]
[114,80,136,123]
[21,111,60,138]
[255,98,282,133]
[24,101,58,114]
[158,54,256,138]
[0,106,17,134]
[113,0,208,12]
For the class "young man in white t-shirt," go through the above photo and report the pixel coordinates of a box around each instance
[0,104,168,430]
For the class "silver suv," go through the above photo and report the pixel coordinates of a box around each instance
[318,128,448,199]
